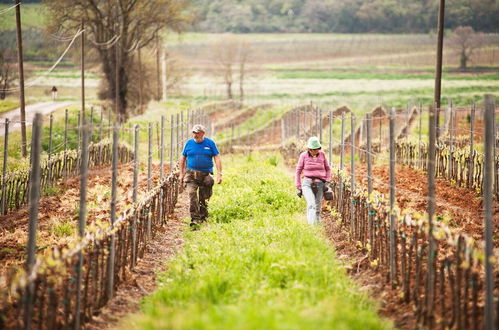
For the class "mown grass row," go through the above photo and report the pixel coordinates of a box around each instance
[128,153,390,329]
[0,100,19,114]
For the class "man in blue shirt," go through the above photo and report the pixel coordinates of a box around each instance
[179,124,222,228]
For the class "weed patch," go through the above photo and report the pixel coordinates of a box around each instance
[130,153,390,329]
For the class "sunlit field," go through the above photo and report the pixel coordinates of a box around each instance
[166,33,499,110]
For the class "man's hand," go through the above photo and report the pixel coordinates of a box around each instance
[179,173,184,183]
[296,188,302,198]
[216,173,222,184]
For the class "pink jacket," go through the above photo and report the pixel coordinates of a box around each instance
[295,151,331,188]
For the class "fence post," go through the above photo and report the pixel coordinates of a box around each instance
[176,113,180,161]
[340,112,345,172]
[160,116,164,180]
[170,115,174,172]
[99,107,103,142]
[468,103,475,188]
[338,112,345,210]
[483,95,496,330]
[77,110,81,151]
[98,108,103,164]
[358,116,364,161]
[389,108,397,288]
[378,112,382,151]
[426,104,437,327]
[148,123,152,191]
[319,107,322,142]
[108,106,112,140]
[155,122,160,159]
[24,113,42,330]
[132,124,139,268]
[329,111,332,163]
[180,111,184,149]
[419,102,423,169]
[147,122,152,240]
[75,116,89,330]
[90,106,94,142]
[448,100,453,179]
[107,124,119,300]
[1,119,8,215]
[64,109,68,179]
[366,113,373,251]
[48,114,53,185]
[350,113,355,237]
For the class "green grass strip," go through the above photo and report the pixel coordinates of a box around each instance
[0,100,19,114]
[131,153,390,329]
[275,70,499,81]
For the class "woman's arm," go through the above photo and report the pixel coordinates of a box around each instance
[295,153,305,188]
[323,152,331,181]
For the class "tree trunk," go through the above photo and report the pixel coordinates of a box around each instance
[460,51,467,70]
[227,82,233,99]
[0,80,6,99]
[239,63,244,102]
[99,48,129,120]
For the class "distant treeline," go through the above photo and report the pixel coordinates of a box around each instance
[191,0,499,33]
[2,0,498,33]
[0,0,40,3]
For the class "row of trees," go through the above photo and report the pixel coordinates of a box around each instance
[191,0,499,33]
[42,0,191,120]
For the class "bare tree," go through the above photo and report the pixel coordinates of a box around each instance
[449,26,484,70]
[0,31,17,100]
[45,0,191,120]
[163,53,191,97]
[212,35,251,101]
[0,55,15,100]
[238,39,251,102]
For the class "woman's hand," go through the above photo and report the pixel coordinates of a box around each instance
[296,188,302,198]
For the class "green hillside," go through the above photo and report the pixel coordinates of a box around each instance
[0,3,46,30]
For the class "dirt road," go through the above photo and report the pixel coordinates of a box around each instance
[0,101,74,136]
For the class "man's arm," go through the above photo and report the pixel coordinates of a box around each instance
[179,155,187,183]
[214,154,222,184]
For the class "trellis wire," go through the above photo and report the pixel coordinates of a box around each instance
[327,166,497,329]
[0,139,133,215]
[1,162,180,330]
[395,140,498,199]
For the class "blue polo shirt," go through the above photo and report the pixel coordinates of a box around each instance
[182,137,220,173]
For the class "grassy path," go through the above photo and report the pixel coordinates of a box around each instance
[127,153,390,329]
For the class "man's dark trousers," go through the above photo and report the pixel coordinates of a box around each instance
[184,169,214,223]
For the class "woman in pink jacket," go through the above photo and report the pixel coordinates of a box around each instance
[295,136,331,225]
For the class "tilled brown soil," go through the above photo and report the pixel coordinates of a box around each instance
[354,164,499,243]
[323,210,416,329]
[0,163,169,281]
[85,192,189,329]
